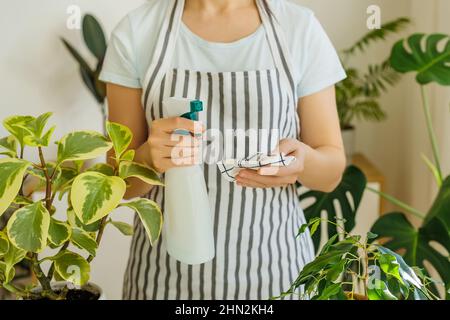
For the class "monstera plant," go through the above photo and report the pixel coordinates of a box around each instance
[298,165,367,252]
[0,113,163,300]
[370,33,450,299]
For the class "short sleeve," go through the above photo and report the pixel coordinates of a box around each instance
[296,12,346,98]
[99,16,141,89]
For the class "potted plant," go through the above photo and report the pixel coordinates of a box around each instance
[277,218,436,300]
[61,14,107,134]
[337,18,410,161]
[295,32,450,300]
[369,32,450,299]
[0,113,163,300]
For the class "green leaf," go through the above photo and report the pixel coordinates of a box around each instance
[0,231,9,257]
[57,131,112,163]
[71,227,98,256]
[109,220,134,236]
[1,238,26,283]
[344,17,411,55]
[368,279,398,300]
[316,283,342,300]
[120,198,162,245]
[52,166,78,192]
[119,161,163,186]
[106,121,133,159]
[82,14,107,60]
[326,260,347,282]
[371,213,449,294]
[390,33,450,86]
[80,66,103,103]
[0,158,30,216]
[16,112,55,147]
[61,38,93,75]
[86,163,115,176]
[7,201,50,252]
[299,165,366,252]
[121,149,135,162]
[48,218,71,247]
[425,176,450,229]
[71,172,126,224]
[52,250,90,286]
[0,261,15,284]
[2,115,34,148]
[67,207,101,232]
[367,231,378,240]
[379,253,403,283]
[0,136,17,157]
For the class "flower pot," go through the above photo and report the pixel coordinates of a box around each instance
[28,281,106,300]
[341,127,355,164]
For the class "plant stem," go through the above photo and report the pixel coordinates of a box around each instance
[367,186,426,219]
[47,241,70,280]
[420,85,443,181]
[30,253,59,299]
[87,216,108,263]
[37,147,52,210]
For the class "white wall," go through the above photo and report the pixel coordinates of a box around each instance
[0,0,447,299]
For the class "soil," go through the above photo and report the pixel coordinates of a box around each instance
[31,288,100,300]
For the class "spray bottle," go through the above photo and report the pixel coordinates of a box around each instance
[162,97,215,265]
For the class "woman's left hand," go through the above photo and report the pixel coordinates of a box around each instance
[235,138,307,188]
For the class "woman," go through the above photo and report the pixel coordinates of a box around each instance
[100,0,346,300]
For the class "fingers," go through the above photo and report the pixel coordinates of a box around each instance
[236,169,297,188]
[272,138,299,156]
[257,159,303,177]
[152,117,205,135]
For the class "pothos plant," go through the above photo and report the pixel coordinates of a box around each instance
[278,219,437,300]
[0,113,163,300]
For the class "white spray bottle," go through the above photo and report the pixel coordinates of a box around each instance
[162,97,215,265]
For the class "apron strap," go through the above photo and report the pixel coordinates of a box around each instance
[142,0,184,111]
[256,0,297,103]
[142,0,297,110]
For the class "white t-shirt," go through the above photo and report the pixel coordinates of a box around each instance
[100,0,346,98]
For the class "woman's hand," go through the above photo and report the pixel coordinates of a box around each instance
[235,138,306,188]
[146,117,205,173]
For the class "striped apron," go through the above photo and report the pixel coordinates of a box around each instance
[123,0,315,300]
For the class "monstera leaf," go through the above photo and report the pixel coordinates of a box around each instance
[299,165,367,251]
[371,176,450,298]
[390,33,450,85]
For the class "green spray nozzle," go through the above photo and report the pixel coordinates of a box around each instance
[175,100,203,136]
[181,100,203,121]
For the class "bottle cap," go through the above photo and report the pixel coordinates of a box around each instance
[181,100,203,121]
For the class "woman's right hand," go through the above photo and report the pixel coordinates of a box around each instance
[146,117,205,173]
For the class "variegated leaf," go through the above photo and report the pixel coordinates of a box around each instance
[119,161,163,186]
[48,218,71,247]
[67,207,101,232]
[120,198,162,245]
[0,158,30,216]
[57,131,112,163]
[52,250,90,286]
[71,227,98,256]
[7,201,50,252]
[71,172,126,224]
[121,149,135,162]
[27,162,61,184]
[86,163,115,176]
[106,121,132,159]
[1,241,26,283]
[109,220,134,236]
[0,261,15,284]
[0,136,17,157]
[15,112,55,147]
[2,115,34,147]
[52,166,78,192]
[0,231,9,257]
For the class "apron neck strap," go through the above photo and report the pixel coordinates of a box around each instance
[142,0,297,109]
